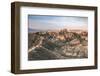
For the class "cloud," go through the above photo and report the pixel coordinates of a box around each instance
[28,15,88,30]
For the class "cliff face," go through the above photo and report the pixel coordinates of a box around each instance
[28,29,88,60]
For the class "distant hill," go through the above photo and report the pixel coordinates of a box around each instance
[28,28,58,33]
[28,28,40,33]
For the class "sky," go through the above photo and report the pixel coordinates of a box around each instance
[28,15,88,31]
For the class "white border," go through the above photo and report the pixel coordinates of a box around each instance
[20,7,95,70]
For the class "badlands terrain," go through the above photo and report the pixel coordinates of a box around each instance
[28,29,88,60]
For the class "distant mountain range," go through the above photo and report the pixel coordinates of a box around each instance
[28,28,87,33]
[28,28,56,33]
[28,28,40,33]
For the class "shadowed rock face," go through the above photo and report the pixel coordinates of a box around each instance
[28,29,88,60]
[28,47,66,60]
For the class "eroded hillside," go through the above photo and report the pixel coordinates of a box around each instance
[28,29,88,60]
